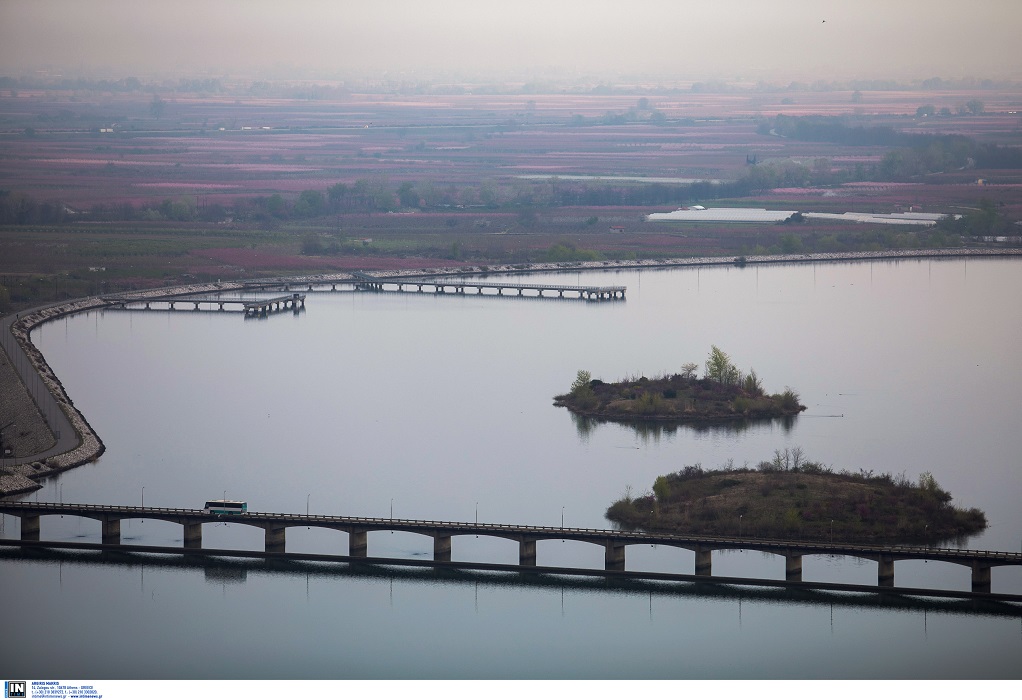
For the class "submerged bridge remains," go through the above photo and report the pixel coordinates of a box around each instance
[100,293,305,317]
[351,271,625,300]
[2,502,1019,596]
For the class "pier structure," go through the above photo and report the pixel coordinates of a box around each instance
[2,502,1019,596]
[351,272,625,300]
[100,293,305,317]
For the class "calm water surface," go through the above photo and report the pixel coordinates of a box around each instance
[4,257,1022,678]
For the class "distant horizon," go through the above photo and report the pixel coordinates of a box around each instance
[3,1,1021,85]
[2,68,1019,91]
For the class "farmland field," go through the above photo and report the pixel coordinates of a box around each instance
[2,82,1022,310]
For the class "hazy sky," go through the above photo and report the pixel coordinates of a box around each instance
[2,0,1020,82]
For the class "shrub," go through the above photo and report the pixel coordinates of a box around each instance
[679,464,704,479]
[743,369,764,396]
[606,497,641,525]
[779,387,801,411]
[637,392,666,415]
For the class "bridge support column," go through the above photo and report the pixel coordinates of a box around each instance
[695,548,712,577]
[434,535,451,562]
[605,542,625,571]
[785,554,802,582]
[20,515,40,541]
[971,565,991,594]
[878,556,895,587]
[183,521,202,549]
[519,539,537,567]
[264,525,286,553]
[101,517,121,545]
[349,530,368,558]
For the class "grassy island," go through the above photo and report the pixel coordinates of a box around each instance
[554,346,806,423]
[606,450,987,544]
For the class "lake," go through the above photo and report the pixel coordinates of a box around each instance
[4,257,1021,678]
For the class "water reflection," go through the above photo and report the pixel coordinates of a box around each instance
[2,547,1018,620]
[570,413,798,441]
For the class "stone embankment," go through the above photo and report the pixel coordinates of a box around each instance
[0,282,245,496]
[257,247,1022,286]
[2,249,1019,496]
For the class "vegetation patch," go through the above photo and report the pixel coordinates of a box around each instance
[554,346,805,423]
[606,450,987,544]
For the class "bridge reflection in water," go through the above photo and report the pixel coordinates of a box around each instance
[2,502,1020,599]
[2,546,1019,620]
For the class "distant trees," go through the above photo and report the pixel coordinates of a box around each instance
[294,189,325,218]
[149,94,166,119]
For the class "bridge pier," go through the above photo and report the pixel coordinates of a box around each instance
[264,525,286,553]
[605,542,625,571]
[695,547,712,576]
[519,539,537,567]
[972,565,991,594]
[785,554,802,582]
[878,555,895,587]
[183,521,202,549]
[101,517,120,545]
[349,530,368,558]
[434,535,452,562]
[20,514,40,541]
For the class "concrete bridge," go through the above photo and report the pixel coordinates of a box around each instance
[2,502,1019,594]
[99,293,305,317]
[351,271,625,300]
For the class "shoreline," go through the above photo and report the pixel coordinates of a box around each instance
[2,247,1020,497]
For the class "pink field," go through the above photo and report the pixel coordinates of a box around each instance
[2,86,1021,216]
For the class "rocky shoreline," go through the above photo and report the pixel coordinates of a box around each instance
[2,248,1019,497]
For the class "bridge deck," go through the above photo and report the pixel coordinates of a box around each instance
[3,502,1019,567]
[351,271,625,300]
[99,293,305,316]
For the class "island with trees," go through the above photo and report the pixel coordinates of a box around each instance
[605,449,987,543]
[554,346,806,423]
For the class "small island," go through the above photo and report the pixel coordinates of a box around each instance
[554,346,806,423]
[606,451,987,544]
